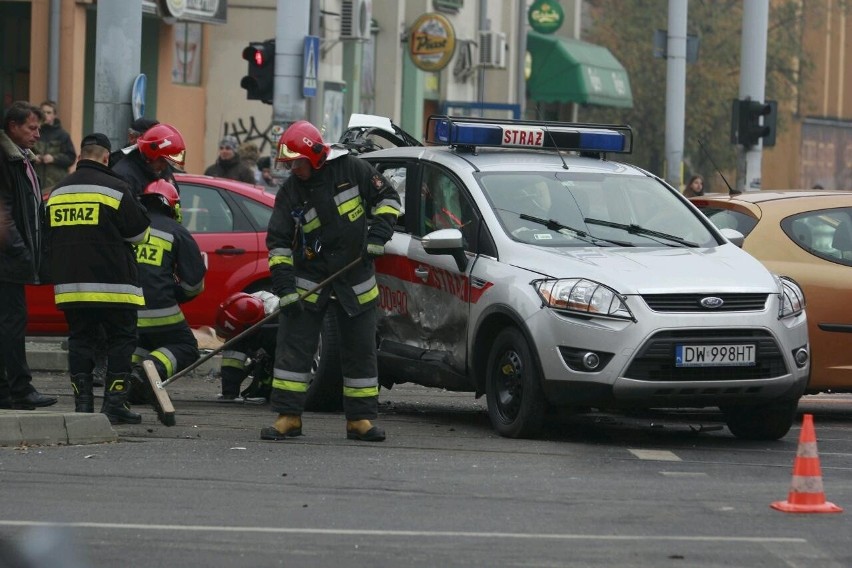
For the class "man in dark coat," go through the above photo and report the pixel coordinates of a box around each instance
[0,101,58,410]
[31,100,76,193]
[204,136,255,183]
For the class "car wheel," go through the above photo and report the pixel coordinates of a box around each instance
[304,311,343,412]
[721,400,798,440]
[485,327,546,438]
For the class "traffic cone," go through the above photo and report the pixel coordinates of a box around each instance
[771,413,843,514]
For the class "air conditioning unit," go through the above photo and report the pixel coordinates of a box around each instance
[341,0,372,40]
[478,30,507,69]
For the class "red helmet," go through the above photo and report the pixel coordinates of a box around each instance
[138,123,186,167]
[276,120,329,169]
[215,293,265,339]
[142,179,181,218]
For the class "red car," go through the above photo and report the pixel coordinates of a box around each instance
[26,173,276,334]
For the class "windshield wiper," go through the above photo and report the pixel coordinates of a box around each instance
[519,214,633,247]
[583,217,698,247]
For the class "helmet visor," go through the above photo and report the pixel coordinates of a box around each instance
[277,143,304,163]
[164,149,186,168]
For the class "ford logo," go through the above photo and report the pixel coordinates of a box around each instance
[700,296,724,309]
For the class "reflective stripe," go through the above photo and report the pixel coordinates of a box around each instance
[148,229,174,250]
[150,348,177,377]
[334,187,360,206]
[352,275,379,305]
[48,184,124,209]
[54,283,144,306]
[303,208,320,233]
[127,226,150,245]
[272,368,311,393]
[343,386,379,398]
[295,276,320,303]
[344,376,378,388]
[138,304,186,328]
[374,203,401,217]
[180,279,204,296]
[269,247,293,268]
[337,195,362,217]
[221,350,248,370]
[132,347,151,364]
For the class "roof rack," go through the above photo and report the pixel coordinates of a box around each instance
[425,115,633,155]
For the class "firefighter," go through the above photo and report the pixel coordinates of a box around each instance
[44,133,150,423]
[113,123,185,197]
[261,120,400,442]
[214,291,279,404]
[128,179,206,403]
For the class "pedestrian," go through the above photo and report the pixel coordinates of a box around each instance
[256,155,283,192]
[261,120,401,442]
[0,101,58,410]
[238,141,262,185]
[683,174,705,197]
[204,135,255,183]
[31,100,76,195]
[214,291,278,404]
[109,117,160,168]
[44,132,150,422]
[127,179,206,404]
[113,122,186,197]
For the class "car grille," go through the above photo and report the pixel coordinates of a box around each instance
[641,293,769,312]
[624,329,787,381]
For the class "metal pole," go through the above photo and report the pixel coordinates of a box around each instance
[47,0,60,102]
[93,0,142,150]
[664,0,687,189]
[273,0,310,128]
[515,0,527,119]
[737,0,769,192]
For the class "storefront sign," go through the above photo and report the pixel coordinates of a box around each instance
[408,13,456,72]
[528,0,564,34]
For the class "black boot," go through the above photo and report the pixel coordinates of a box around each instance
[70,374,94,413]
[102,375,142,425]
[127,365,153,405]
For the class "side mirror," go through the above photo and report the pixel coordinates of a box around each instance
[719,227,745,248]
[422,228,468,272]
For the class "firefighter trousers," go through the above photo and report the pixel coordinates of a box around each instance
[64,307,137,377]
[271,301,379,421]
[132,323,199,379]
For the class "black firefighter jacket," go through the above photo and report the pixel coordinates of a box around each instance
[45,160,150,310]
[266,152,401,317]
[135,208,206,332]
[0,130,46,285]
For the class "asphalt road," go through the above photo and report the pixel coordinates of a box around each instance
[1,371,851,567]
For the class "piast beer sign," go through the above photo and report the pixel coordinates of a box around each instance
[408,13,456,72]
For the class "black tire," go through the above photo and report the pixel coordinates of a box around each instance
[485,327,546,438]
[304,311,344,412]
[721,399,798,440]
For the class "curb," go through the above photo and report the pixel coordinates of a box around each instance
[0,410,117,447]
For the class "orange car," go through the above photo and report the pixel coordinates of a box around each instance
[691,190,852,393]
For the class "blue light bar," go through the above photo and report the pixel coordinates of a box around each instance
[426,115,633,154]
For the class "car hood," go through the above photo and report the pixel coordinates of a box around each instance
[506,243,779,294]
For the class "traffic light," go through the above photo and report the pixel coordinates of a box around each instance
[731,99,777,148]
[241,39,275,104]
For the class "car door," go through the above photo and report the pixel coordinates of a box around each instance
[371,159,481,377]
[177,182,270,327]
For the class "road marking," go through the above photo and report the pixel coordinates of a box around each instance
[629,449,682,461]
[660,471,708,477]
[0,520,806,543]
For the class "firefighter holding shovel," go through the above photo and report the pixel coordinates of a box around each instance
[262,121,400,442]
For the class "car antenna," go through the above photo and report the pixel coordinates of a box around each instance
[697,138,740,195]
[535,107,569,170]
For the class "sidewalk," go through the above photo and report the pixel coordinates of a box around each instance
[0,337,223,448]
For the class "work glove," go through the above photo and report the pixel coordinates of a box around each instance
[278,292,302,317]
[366,243,385,259]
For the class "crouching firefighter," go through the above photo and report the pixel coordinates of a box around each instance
[129,179,206,403]
[214,291,279,403]
[45,133,150,424]
[261,120,400,442]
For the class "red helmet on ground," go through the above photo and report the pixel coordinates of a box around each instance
[142,179,181,218]
[138,123,186,167]
[215,293,265,339]
[276,120,329,169]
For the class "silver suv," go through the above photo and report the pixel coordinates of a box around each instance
[317,115,809,440]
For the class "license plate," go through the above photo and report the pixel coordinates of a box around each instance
[675,344,756,367]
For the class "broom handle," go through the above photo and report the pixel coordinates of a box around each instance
[161,257,363,387]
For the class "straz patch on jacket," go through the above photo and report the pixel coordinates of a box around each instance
[50,204,99,226]
[135,243,164,266]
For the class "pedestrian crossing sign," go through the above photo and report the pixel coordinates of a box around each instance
[304,36,319,98]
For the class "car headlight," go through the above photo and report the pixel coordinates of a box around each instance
[776,275,805,318]
[534,278,634,320]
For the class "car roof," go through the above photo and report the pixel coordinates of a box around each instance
[695,190,852,204]
[175,173,275,204]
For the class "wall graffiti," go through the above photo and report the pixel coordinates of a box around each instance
[222,116,276,155]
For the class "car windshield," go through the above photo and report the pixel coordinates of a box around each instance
[478,171,717,247]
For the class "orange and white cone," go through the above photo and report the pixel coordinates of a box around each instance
[771,413,843,514]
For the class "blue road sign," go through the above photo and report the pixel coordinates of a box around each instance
[303,36,319,98]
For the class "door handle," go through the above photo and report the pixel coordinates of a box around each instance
[215,247,246,255]
[414,267,429,281]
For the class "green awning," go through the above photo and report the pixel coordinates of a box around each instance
[526,31,633,108]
